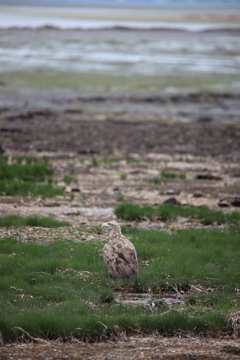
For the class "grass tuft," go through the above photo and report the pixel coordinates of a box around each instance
[117,195,125,202]
[119,172,127,180]
[63,175,72,184]
[126,157,139,164]
[161,169,186,180]
[115,203,240,225]
[0,215,71,228]
[0,155,65,198]
[0,180,65,198]
[0,156,52,182]
[102,157,119,164]
[92,158,98,166]
[150,177,166,185]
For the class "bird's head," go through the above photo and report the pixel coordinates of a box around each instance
[101,221,122,235]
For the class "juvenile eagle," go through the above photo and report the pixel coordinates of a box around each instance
[101,221,138,279]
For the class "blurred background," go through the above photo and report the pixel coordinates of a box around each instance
[1,0,240,94]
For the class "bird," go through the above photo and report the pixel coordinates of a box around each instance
[101,221,138,280]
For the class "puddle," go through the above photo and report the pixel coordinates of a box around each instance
[115,292,185,307]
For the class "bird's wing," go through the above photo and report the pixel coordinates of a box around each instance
[103,238,138,279]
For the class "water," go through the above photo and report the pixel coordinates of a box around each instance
[0,27,239,77]
[0,5,240,86]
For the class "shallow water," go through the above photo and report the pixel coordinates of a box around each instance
[0,5,240,80]
[0,28,239,79]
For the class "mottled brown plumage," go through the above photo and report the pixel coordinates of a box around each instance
[101,221,138,279]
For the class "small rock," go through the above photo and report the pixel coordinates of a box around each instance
[165,189,180,195]
[0,144,4,154]
[196,174,222,181]
[163,197,181,205]
[151,299,168,308]
[62,211,81,216]
[193,192,204,198]
[197,116,213,123]
[218,200,230,207]
[231,199,240,207]
[218,197,240,207]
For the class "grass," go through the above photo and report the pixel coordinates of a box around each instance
[63,175,72,184]
[0,226,239,341]
[150,170,186,184]
[150,177,166,185]
[102,157,119,164]
[69,169,75,175]
[126,157,139,164]
[117,195,125,202]
[92,158,98,167]
[119,172,127,180]
[161,169,186,180]
[0,215,71,228]
[0,155,65,198]
[0,180,65,198]
[115,203,240,225]
[0,156,52,182]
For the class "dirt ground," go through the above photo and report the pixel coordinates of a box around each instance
[0,91,240,223]
[0,91,240,359]
[1,92,240,159]
[1,335,240,360]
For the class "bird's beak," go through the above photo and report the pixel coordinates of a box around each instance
[101,223,109,229]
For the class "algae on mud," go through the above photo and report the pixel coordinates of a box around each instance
[1,69,239,94]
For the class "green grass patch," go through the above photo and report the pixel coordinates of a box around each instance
[150,177,166,185]
[161,169,186,180]
[92,157,98,167]
[0,226,239,341]
[150,170,185,185]
[126,157,139,164]
[0,215,71,228]
[69,168,75,175]
[102,157,119,164]
[0,156,52,182]
[13,156,39,165]
[0,180,65,198]
[117,195,125,202]
[119,172,127,180]
[0,155,65,198]
[115,203,240,225]
[121,226,240,291]
[63,175,72,184]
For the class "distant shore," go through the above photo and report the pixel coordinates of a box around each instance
[1,4,240,26]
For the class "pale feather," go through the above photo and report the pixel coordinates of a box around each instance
[103,224,138,280]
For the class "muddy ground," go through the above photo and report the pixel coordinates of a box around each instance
[0,91,240,359]
[1,92,240,159]
[1,335,240,360]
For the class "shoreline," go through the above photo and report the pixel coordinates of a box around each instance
[1,4,240,26]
